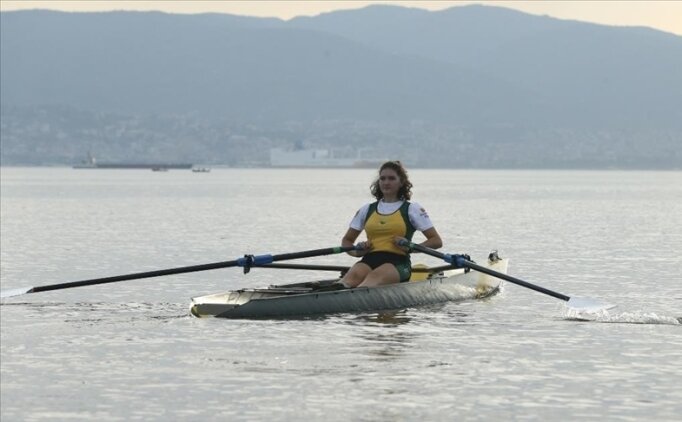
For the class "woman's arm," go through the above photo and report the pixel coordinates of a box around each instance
[419,227,443,250]
[394,227,442,252]
[405,203,442,250]
[341,228,370,257]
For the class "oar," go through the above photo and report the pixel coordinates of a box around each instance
[401,241,614,312]
[256,263,456,273]
[0,245,356,299]
[258,263,351,272]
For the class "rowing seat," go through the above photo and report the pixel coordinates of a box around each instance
[409,264,429,282]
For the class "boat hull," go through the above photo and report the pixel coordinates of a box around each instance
[74,163,192,169]
[190,258,508,319]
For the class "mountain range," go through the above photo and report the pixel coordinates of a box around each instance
[1,5,681,168]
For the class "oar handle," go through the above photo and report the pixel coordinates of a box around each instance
[400,240,468,266]
[401,241,571,302]
[238,246,356,274]
[258,263,351,272]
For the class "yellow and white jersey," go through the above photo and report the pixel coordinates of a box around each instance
[349,200,433,255]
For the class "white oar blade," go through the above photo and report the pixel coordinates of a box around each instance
[566,296,616,313]
[0,287,33,299]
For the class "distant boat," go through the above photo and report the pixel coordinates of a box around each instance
[270,148,384,168]
[192,167,211,173]
[73,152,192,170]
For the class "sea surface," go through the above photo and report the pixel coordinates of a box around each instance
[1,167,681,421]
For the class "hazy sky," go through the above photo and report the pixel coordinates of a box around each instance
[1,1,681,36]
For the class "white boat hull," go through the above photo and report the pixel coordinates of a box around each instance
[190,257,508,318]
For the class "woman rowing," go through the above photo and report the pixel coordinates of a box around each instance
[333,160,442,289]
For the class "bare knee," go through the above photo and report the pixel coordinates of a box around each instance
[358,264,400,288]
[341,263,370,288]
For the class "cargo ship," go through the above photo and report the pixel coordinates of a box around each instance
[73,153,192,170]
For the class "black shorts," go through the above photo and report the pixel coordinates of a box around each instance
[360,252,412,282]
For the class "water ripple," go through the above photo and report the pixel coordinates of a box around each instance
[3,168,682,421]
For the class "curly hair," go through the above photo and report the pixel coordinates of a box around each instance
[370,160,413,200]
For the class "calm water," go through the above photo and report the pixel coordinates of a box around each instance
[1,167,681,421]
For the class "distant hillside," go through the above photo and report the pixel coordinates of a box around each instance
[291,4,682,129]
[1,6,681,168]
[0,9,537,126]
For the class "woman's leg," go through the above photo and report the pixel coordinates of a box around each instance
[340,262,372,288]
[357,263,400,288]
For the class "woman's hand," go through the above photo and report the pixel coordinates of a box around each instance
[394,236,411,252]
[353,240,372,257]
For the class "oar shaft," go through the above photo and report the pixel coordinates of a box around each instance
[270,246,353,262]
[6,245,356,297]
[464,261,570,302]
[405,242,570,302]
[30,261,236,293]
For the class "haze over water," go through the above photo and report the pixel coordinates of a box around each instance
[1,168,680,420]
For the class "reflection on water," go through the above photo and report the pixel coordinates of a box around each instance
[1,301,189,326]
[362,334,416,360]
[349,310,412,325]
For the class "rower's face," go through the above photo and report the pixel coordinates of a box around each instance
[379,168,401,196]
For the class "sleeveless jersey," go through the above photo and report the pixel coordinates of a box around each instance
[364,201,416,256]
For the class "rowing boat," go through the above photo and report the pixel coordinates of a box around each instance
[1,244,614,315]
[190,253,508,318]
